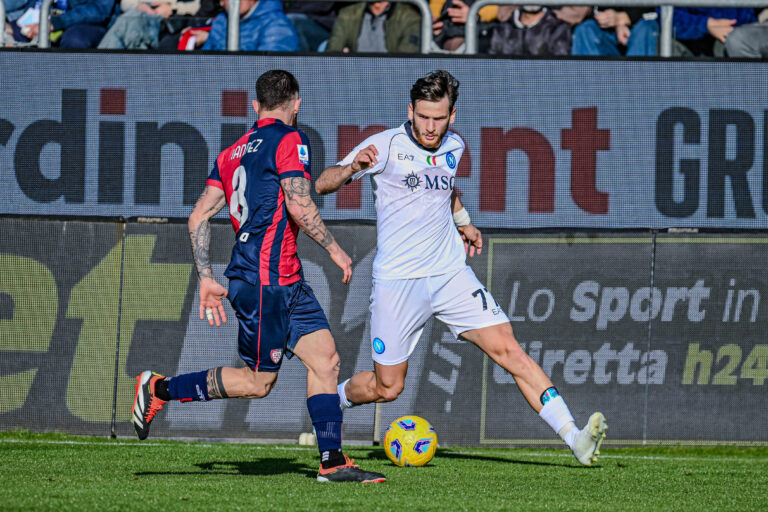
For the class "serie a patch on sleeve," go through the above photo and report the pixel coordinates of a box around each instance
[297,144,309,164]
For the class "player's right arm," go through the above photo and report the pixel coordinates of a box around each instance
[315,144,379,195]
[281,176,353,284]
[189,184,229,326]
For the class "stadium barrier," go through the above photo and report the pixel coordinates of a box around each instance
[1,219,767,444]
[1,52,767,228]
[1,53,767,444]
[0,1,5,47]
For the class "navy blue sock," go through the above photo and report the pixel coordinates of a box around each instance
[307,394,345,468]
[167,370,210,402]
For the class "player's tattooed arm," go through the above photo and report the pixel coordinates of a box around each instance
[282,177,336,249]
[206,367,229,399]
[282,176,353,283]
[188,185,227,279]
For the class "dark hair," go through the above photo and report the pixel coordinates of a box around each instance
[410,70,460,110]
[255,70,300,110]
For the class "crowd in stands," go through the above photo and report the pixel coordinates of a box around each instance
[3,0,768,57]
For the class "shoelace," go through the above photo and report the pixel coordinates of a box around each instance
[144,382,166,421]
[341,455,360,469]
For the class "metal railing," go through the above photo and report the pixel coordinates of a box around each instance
[466,0,768,56]
[37,0,433,53]
[0,0,6,46]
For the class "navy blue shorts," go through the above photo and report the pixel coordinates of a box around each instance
[228,278,330,372]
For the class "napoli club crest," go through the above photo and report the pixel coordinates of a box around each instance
[446,152,456,169]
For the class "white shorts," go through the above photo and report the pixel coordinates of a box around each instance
[369,266,510,365]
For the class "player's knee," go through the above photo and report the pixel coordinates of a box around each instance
[376,381,404,402]
[243,369,277,398]
[247,380,275,398]
[310,350,340,383]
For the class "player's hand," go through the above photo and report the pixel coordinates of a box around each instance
[616,24,630,45]
[458,223,483,258]
[595,9,620,28]
[447,0,469,24]
[328,244,353,284]
[707,18,736,43]
[199,277,228,326]
[351,145,378,173]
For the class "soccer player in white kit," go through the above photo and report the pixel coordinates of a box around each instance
[316,70,607,465]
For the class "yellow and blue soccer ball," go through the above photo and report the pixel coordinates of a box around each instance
[383,415,438,467]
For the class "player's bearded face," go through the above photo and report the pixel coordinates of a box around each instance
[408,97,455,149]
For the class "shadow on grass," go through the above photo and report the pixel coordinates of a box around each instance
[355,448,579,469]
[135,458,315,478]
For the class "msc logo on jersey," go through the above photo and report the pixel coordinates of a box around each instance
[297,144,309,165]
[424,175,455,190]
[446,152,457,169]
[402,172,422,191]
[373,337,386,354]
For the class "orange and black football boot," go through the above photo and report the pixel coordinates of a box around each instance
[317,455,386,483]
[131,371,167,440]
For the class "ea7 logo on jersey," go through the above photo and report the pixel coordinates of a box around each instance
[297,144,309,165]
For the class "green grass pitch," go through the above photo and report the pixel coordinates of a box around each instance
[2,431,767,511]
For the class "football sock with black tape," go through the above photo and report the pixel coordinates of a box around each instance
[167,370,210,402]
[307,393,345,469]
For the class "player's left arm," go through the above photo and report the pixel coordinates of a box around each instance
[189,185,229,326]
[451,191,482,257]
[281,176,353,284]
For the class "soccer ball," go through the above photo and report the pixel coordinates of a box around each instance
[383,415,438,467]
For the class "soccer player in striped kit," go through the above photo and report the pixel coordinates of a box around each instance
[131,70,385,483]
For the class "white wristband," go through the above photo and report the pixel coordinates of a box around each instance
[453,207,471,227]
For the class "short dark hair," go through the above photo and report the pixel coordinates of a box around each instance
[410,70,460,110]
[256,70,300,111]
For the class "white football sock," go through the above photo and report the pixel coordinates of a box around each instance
[539,396,577,446]
[337,379,353,409]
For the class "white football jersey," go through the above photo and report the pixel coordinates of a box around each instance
[338,122,467,279]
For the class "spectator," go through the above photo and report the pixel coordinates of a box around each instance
[670,7,756,56]
[725,8,768,57]
[283,0,338,52]
[4,0,30,23]
[98,0,200,49]
[19,0,116,47]
[571,7,658,56]
[155,0,221,50]
[326,1,420,53]
[199,0,298,51]
[489,5,570,56]
[432,0,498,51]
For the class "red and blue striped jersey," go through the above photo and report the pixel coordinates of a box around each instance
[207,118,311,286]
